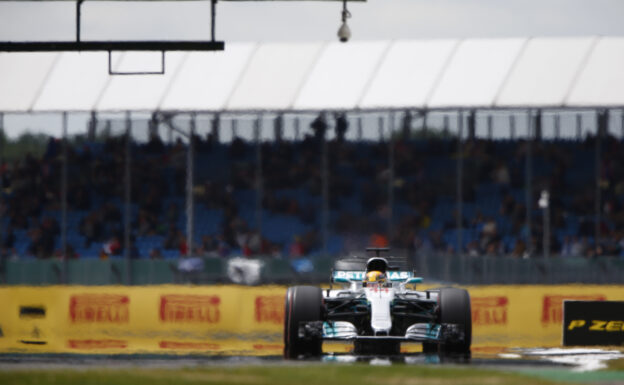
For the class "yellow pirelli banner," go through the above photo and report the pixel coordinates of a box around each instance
[463,285,624,350]
[0,285,623,354]
[0,285,286,355]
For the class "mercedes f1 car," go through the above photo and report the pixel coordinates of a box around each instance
[284,248,471,358]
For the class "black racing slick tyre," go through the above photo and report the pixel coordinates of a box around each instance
[283,286,323,359]
[438,287,472,354]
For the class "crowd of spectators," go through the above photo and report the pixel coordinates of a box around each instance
[2,113,624,261]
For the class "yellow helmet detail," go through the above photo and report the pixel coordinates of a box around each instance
[366,271,386,283]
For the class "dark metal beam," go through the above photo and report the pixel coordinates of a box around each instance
[0,41,224,52]
[211,0,217,42]
[76,0,84,43]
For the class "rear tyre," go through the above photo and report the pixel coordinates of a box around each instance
[438,287,472,354]
[283,286,323,359]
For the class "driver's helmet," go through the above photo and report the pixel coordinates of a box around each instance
[366,270,386,283]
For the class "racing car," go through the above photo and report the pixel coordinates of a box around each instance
[284,248,471,358]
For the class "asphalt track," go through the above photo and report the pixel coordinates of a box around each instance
[0,347,622,372]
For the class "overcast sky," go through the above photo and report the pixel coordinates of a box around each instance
[1,0,624,42]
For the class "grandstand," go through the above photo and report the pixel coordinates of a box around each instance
[3,132,624,256]
[1,38,624,285]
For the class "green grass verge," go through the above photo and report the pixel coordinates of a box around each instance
[521,368,624,384]
[607,358,624,371]
[0,365,566,385]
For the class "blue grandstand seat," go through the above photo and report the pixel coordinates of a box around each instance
[261,214,311,245]
[162,249,179,259]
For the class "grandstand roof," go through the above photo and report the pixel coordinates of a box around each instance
[1,36,623,113]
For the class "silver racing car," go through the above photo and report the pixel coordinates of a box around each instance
[284,248,472,358]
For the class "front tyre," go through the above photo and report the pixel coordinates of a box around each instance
[438,287,472,354]
[283,286,323,359]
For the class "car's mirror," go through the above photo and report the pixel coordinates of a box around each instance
[405,277,423,284]
[334,277,351,283]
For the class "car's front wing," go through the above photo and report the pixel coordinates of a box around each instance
[300,321,465,344]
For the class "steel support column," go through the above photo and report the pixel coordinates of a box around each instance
[124,112,132,284]
[456,111,464,255]
[540,190,550,259]
[388,112,395,244]
[544,197,550,258]
[321,124,329,257]
[61,113,68,283]
[596,110,608,250]
[0,113,3,270]
[76,0,84,43]
[186,114,196,256]
[525,110,534,256]
[211,0,217,42]
[254,116,263,237]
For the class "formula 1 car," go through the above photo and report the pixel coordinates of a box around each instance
[284,248,471,358]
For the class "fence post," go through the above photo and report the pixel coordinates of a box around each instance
[576,113,582,139]
[509,114,516,139]
[211,113,220,142]
[294,116,300,141]
[357,116,363,141]
[274,114,283,142]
